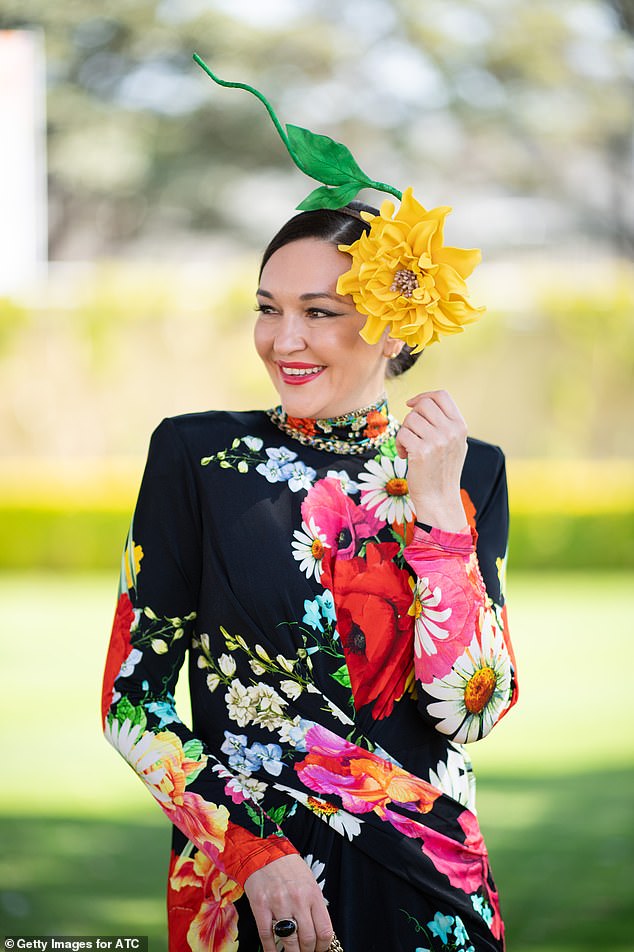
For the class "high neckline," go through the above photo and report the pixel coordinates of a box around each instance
[266,396,399,455]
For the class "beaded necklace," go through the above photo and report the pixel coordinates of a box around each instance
[266,397,399,455]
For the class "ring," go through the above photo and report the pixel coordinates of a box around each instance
[272,917,298,938]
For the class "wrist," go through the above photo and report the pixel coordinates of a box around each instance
[412,496,467,533]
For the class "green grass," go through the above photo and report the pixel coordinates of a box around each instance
[0,572,632,950]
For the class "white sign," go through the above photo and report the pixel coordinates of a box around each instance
[0,29,47,294]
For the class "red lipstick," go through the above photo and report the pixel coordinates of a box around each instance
[276,362,326,386]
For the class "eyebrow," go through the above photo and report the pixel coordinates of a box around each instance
[256,289,343,302]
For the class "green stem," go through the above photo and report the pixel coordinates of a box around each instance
[366,178,403,202]
[193,54,305,173]
[193,53,403,206]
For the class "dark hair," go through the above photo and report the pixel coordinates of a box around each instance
[259,201,423,378]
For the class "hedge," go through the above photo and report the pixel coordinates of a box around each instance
[1,503,632,572]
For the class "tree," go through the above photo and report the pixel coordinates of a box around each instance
[1,0,632,257]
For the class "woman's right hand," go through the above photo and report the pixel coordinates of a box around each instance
[244,853,334,952]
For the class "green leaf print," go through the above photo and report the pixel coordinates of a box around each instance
[331,663,352,689]
[268,804,289,826]
[115,696,147,731]
[182,738,205,761]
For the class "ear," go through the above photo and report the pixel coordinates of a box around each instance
[382,337,405,360]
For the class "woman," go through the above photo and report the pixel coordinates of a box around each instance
[102,199,517,952]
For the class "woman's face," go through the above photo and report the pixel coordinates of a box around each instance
[255,238,392,419]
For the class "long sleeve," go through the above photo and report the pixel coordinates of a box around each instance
[403,446,518,743]
[101,418,298,887]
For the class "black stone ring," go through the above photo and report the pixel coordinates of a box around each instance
[272,917,298,938]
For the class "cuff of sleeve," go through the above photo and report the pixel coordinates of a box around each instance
[220,827,299,888]
[408,523,477,555]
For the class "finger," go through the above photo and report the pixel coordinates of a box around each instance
[407,389,465,425]
[394,428,411,459]
[402,403,445,435]
[269,920,302,952]
[311,898,334,952]
[395,425,425,459]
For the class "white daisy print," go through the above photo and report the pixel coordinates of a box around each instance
[104,717,169,801]
[291,517,330,580]
[408,577,452,658]
[303,854,327,896]
[358,454,415,524]
[428,746,477,811]
[423,612,513,743]
[273,783,363,840]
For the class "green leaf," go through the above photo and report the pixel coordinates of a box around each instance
[244,802,265,834]
[286,125,371,186]
[331,663,351,689]
[183,738,205,761]
[297,182,363,211]
[268,804,288,825]
[115,696,145,728]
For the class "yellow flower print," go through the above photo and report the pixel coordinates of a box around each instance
[337,187,485,352]
[122,524,144,593]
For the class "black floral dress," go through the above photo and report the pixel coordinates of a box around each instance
[102,400,517,952]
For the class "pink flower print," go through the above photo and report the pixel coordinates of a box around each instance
[295,724,440,820]
[301,477,382,559]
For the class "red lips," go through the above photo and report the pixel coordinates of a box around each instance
[276,361,326,386]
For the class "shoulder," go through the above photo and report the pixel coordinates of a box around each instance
[150,409,270,455]
[144,410,270,460]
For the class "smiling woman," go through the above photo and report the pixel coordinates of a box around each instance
[255,237,397,420]
[101,64,518,952]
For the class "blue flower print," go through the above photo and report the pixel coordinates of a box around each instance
[268,446,297,465]
[248,742,284,776]
[453,916,469,946]
[221,732,285,777]
[256,457,286,483]
[303,598,324,632]
[285,461,317,492]
[278,717,311,751]
[315,590,337,625]
[255,447,316,491]
[146,696,180,729]
[221,731,252,772]
[326,469,360,494]
[427,912,454,944]
[303,591,337,635]
[471,894,493,927]
[471,895,484,916]
[242,435,263,451]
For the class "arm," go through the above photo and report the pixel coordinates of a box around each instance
[101,418,298,886]
[404,450,518,742]
[396,390,517,743]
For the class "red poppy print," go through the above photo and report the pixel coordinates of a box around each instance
[323,542,415,718]
[101,591,135,726]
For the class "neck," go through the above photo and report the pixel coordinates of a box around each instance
[266,395,398,455]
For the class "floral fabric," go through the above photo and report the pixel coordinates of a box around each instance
[102,409,517,951]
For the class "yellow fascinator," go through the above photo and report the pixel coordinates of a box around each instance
[194,54,484,352]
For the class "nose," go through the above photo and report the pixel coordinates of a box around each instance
[273,311,307,356]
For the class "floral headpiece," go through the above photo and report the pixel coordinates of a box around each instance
[194,54,484,352]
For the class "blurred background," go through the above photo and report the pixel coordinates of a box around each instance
[0,1,632,950]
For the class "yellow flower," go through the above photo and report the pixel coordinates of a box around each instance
[336,187,485,352]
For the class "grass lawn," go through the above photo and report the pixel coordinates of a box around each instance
[1,571,632,950]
